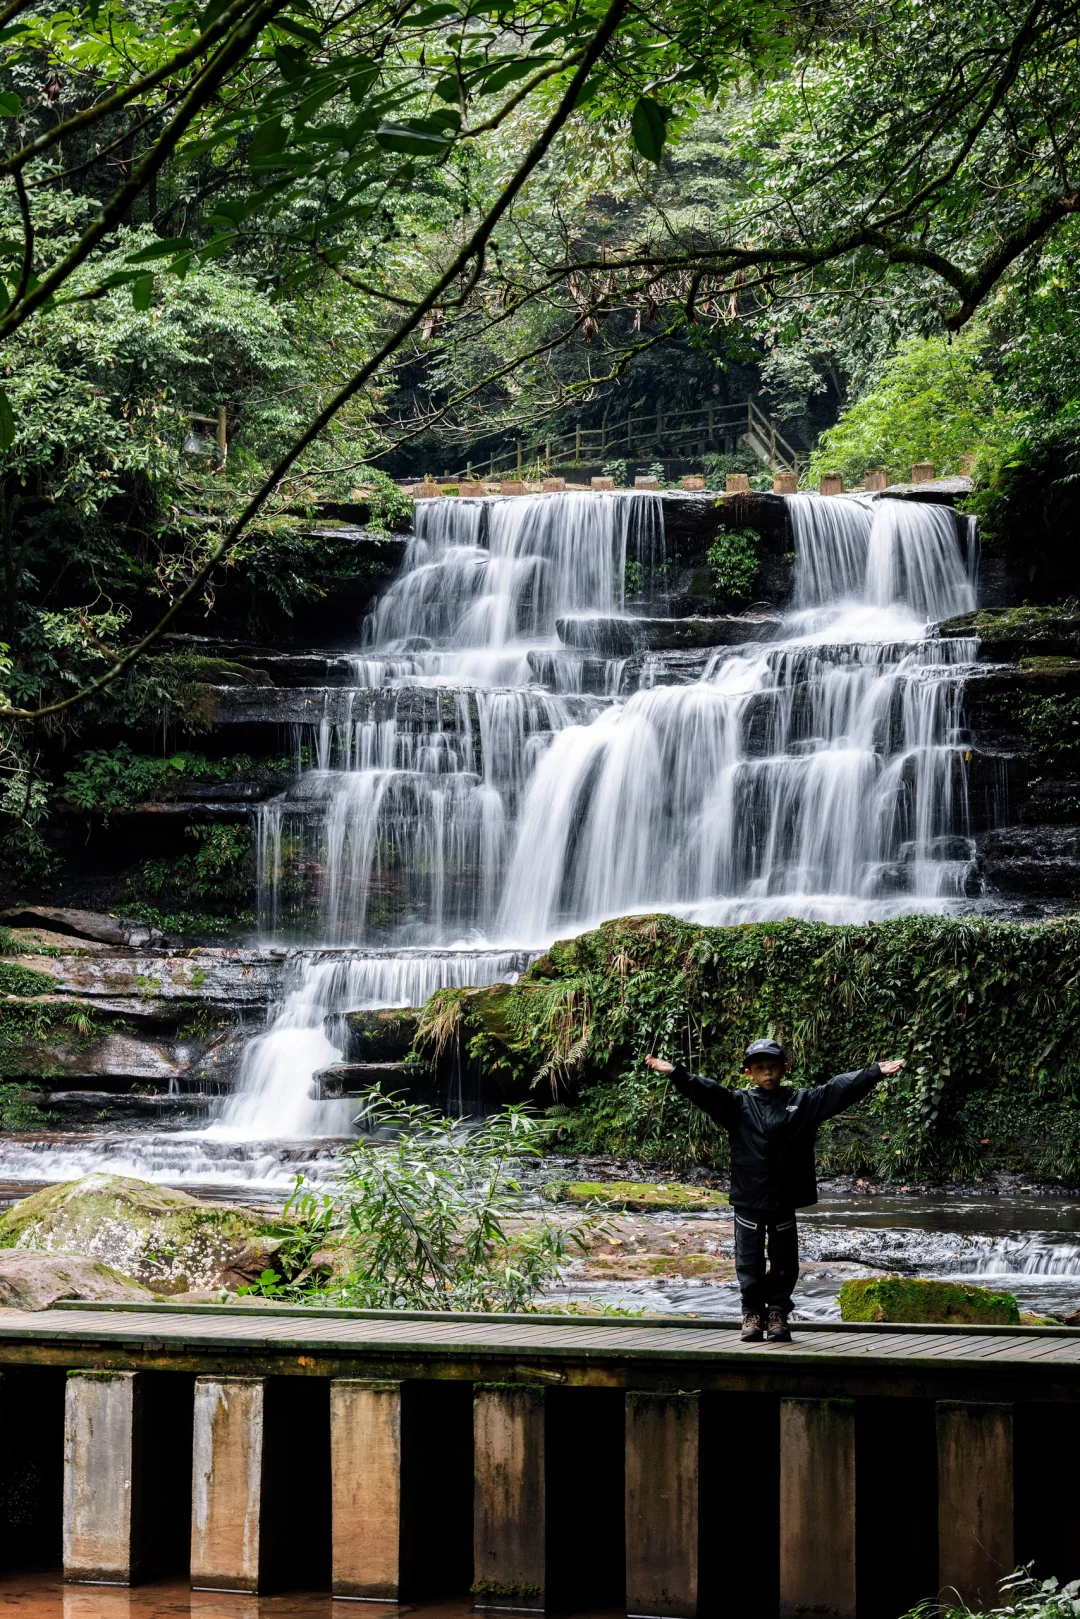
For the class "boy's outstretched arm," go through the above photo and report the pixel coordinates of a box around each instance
[645,1053,741,1124]
[800,1058,905,1125]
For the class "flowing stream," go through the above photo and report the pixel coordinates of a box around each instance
[0,489,996,1212]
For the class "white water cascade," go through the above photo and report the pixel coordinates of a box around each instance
[0,488,988,1185]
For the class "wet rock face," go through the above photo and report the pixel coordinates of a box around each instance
[0,1251,152,1310]
[0,1173,283,1295]
[337,1007,420,1061]
[1,906,165,948]
[555,614,783,655]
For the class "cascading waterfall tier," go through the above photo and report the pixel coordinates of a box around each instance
[260,488,981,949]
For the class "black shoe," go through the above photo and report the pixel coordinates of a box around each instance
[741,1312,764,1342]
[766,1305,792,1342]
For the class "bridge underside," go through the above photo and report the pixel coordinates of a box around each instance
[1,1307,1078,1617]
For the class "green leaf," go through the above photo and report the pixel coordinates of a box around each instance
[434,73,461,102]
[376,120,453,154]
[131,275,153,311]
[125,237,193,264]
[274,14,322,43]
[0,92,20,117]
[347,65,379,103]
[249,117,288,162]
[0,387,14,451]
[274,43,308,80]
[198,0,228,27]
[630,95,667,164]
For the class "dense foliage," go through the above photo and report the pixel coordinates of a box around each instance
[904,1573,1080,1619]
[246,1092,578,1310]
[418,914,1080,1182]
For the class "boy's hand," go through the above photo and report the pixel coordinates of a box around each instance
[878,1060,905,1076]
[645,1055,675,1074]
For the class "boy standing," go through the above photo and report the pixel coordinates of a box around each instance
[645,1039,904,1342]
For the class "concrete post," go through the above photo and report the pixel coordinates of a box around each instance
[912,461,935,482]
[331,1379,404,1600]
[937,1402,1014,1610]
[779,1398,856,1619]
[774,472,798,495]
[820,473,844,496]
[864,469,888,491]
[473,1384,546,1610]
[625,1391,700,1619]
[726,473,750,494]
[190,1377,267,1594]
[64,1371,144,1585]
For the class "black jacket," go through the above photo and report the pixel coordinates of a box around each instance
[669,1062,884,1211]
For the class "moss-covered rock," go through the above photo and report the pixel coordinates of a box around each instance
[553,1180,728,1212]
[0,1173,283,1294]
[343,1007,420,1060]
[839,1276,1020,1325]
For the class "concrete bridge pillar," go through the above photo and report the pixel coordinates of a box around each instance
[473,1383,547,1610]
[779,1397,856,1619]
[937,1401,1014,1609]
[63,1371,145,1585]
[331,1378,406,1600]
[624,1390,700,1619]
[190,1376,268,1593]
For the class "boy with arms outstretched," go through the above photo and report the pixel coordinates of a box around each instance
[645,1039,904,1343]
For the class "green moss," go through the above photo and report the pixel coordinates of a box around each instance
[555,1180,728,1211]
[0,963,55,998]
[470,1582,542,1603]
[838,1277,1019,1325]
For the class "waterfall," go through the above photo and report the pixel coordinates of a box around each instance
[1,488,989,1166]
[262,489,979,950]
[211,487,984,1139]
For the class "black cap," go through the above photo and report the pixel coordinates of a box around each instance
[743,1038,786,1065]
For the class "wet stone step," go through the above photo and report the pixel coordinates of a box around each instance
[313,1060,431,1098]
[556,613,784,655]
[18,1091,212,1128]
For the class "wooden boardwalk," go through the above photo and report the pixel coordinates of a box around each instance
[2,1304,1079,1615]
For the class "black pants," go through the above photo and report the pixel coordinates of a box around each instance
[733,1206,799,1314]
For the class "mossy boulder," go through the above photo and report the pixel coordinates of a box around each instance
[554,1180,728,1212]
[839,1276,1020,1326]
[343,1007,420,1061]
[0,1173,284,1295]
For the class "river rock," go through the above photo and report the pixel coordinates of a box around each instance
[0,1251,153,1310]
[338,1008,420,1060]
[839,1275,1019,1325]
[0,1173,284,1295]
[0,907,165,948]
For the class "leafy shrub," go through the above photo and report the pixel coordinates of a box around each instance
[0,1084,55,1131]
[903,1571,1080,1619]
[602,458,630,486]
[132,825,255,909]
[1024,696,1080,774]
[701,450,771,492]
[707,528,761,603]
[248,1091,577,1311]
[808,332,997,488]
[0,963,54,998]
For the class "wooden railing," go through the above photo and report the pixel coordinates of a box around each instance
[426,399,801,480]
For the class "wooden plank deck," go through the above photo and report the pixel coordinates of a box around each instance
[0,1303,1079,1378]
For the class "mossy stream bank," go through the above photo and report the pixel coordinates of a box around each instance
[415,912,1080,1186]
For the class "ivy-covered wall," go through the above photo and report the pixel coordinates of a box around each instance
[419,914,1080,1182]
